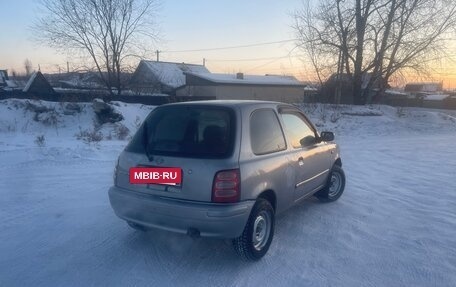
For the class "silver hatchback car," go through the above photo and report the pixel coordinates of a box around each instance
[109,100,345,260]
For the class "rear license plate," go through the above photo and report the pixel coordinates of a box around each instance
[129,167,182,185]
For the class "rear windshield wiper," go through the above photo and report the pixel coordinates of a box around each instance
[143,121,153,162]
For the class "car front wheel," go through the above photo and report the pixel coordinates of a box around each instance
[316,165,345,202]
[232,198,275,261]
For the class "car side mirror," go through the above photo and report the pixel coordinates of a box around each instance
[300,135,316,146]
[320,131,334,142]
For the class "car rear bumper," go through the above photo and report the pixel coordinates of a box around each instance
[108,186,254,239]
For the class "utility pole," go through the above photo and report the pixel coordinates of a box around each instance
[155,50,161,61]
[67,61,70,73]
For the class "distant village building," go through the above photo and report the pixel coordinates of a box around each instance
[404,82,442,96]
[129,60,210,95]
[303,85,319,102]
[45,72,107,90]
[400,82,449,109]
[0,70,20,91]
[23,71,55,95]
[0,70,8,87]
[422,94,450,109]
[383,89,413,106]
[384,83,451,109]
[320,73,352,104]
[445,93,456,110]
[176,72,306,103]
[320,73,384,104]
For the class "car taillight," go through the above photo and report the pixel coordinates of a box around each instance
[212,169,240,203]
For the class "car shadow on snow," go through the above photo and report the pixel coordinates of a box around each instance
[98,198,348,284]
[115,196,332,267]
[120,225,240,262]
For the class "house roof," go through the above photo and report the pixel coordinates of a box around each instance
[44,72,107,89]
[1,70,21,90]
[23,72,38,92]
[326,72,380,89]
[140,60,209,89]
[185,72,306,87]
[23,71,55,94]
[0,70,7,86]
[385,89,408,96]
[5,80,18,89]
[423,94,449,101]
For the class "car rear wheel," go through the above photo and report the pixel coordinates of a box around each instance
[316,165,345,202]
[232,198,275,261]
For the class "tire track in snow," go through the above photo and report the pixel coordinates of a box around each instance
[2,132,456,286]
[0,156,113,228]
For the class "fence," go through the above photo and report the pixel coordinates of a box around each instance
[0,90,215,105]
[303,91,456,110]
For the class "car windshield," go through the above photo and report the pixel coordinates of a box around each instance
[126,105,235,158]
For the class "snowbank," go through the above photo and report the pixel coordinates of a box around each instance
[1,99,456,287]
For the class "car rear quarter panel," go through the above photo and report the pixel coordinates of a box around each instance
[238,104,295,214]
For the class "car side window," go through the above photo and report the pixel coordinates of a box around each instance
[280,112,316,148]
[250,109,286,155]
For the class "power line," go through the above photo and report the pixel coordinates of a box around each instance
[206,55,301,62]
[245,46,300,72]
[159,54,309,65]
[163,39,297,53]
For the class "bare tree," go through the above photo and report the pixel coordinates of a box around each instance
[33,0,160,95]
[24,59,33,76]
[294,0,456,104]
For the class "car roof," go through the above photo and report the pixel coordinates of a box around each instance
[161,100,294,109]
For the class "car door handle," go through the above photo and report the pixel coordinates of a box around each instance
[298,157,304,166]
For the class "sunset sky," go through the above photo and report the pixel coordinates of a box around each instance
[1,0,456,89]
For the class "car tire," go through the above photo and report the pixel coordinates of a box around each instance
[127,221,147,231]
[316,165,345,202]
[232,198,275,261]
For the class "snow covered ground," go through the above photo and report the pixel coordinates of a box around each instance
[0,99,455,286]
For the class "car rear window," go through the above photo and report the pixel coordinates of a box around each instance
[125,105,235,158]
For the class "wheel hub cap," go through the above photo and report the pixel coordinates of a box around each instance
[253,211,271,251]
[328,172,341,197]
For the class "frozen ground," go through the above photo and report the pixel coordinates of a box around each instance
[0,99,455,286]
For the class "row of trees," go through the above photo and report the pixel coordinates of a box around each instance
[294,0,456,104]
[34,0,159,95]
[32,0,456,103]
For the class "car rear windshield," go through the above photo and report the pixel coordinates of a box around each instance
[125,105,235,158]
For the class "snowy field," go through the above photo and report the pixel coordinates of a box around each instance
[0,99,456,286]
